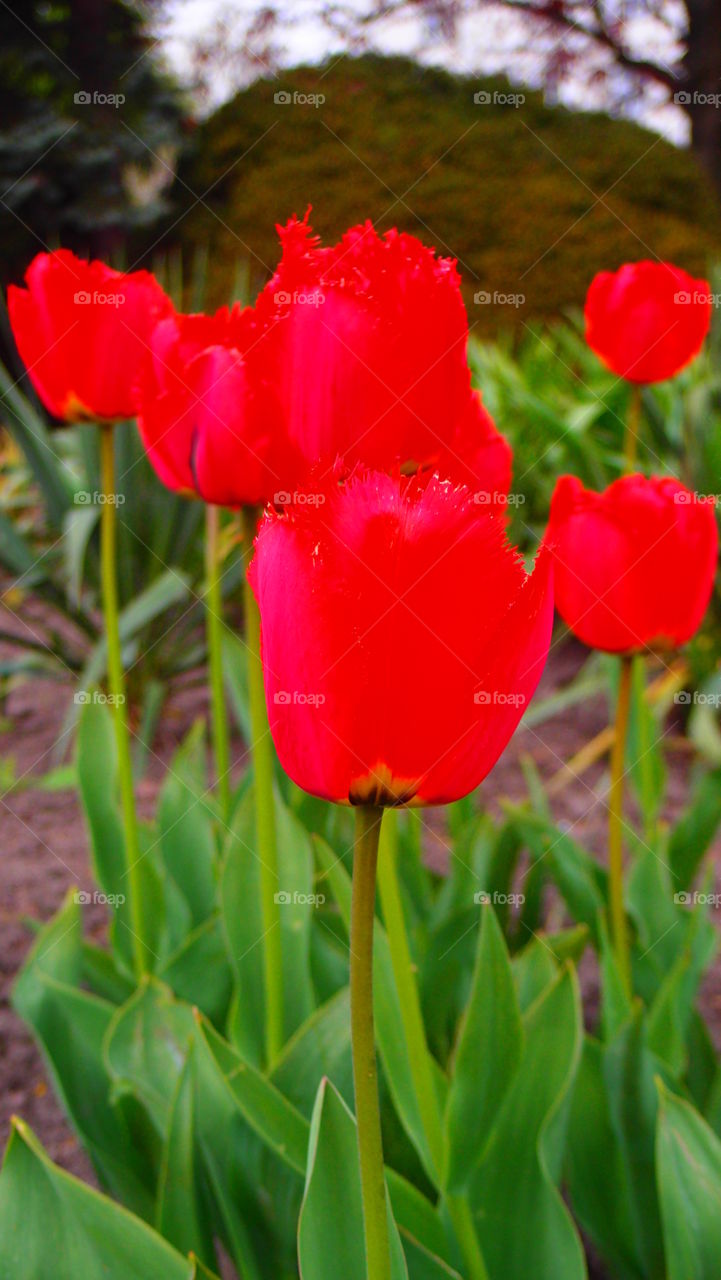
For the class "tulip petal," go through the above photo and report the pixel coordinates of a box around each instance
[250,471,553,806]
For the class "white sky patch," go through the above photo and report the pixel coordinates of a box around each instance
[154,0,690,145]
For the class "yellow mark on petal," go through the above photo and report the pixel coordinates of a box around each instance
[349,761,421,808]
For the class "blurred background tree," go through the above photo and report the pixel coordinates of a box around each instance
[0,0,185,286]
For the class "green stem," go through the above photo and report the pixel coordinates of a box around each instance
[609,654,633,997]
[351,806,391,1280]
[624,384,641,472]
[205,504,231,825]
[242,505,284,1066]
[377,811,488,1280]
[99,423,145,978]
[378,811,444,1169]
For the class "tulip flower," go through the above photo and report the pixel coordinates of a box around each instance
[134,305,299,506]
[548,471,718,994]
[248,215,511,498]
[8,249,172,422]
[7,250,174,980]
[585,261,711,385]
[548,473,718,655]
[249,467,551,1280]
[249,470,553,807]
[136,218,512,509]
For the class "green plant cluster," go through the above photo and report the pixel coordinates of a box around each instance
[3,667,721,1279]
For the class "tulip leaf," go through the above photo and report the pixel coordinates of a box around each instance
[103,978,196,1138]
[13,895,154,1217]
[443,904,523,1191]
[76,700,164,971]
[196,1014,310,1175]
[271,987,354,1117]
[158,916,233,1027]
[512,935,558,1010]
[467,964,586,1280]
[158,724,218,926]
[566,1036,640,1280]
[0,1119,215,1280]
[511,813,607,943]
[624,654,666,837]
[298,1078,409,1280]
[603,1006,667,1280]
[656,1082,721,1280]
[156,1044,216,1267]
[667,766,721,890]
[0,358,72,524]
[221,786,315,1065]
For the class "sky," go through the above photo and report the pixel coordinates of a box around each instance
[154,0,689,145]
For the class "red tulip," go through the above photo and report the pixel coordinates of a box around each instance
[547,473,718,654]
[584,261,711,384]
[248,471,553,806]
[134,306,300,504]
[248,216,511,502]
[8,250,172,422]
[136,218,512,509]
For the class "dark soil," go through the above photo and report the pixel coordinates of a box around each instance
[1,606,720,1261]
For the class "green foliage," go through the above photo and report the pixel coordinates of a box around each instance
[174,55,721,331]
[5,692,721,1278]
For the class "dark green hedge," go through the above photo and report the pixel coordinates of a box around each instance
[172,55,721,331]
